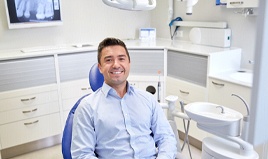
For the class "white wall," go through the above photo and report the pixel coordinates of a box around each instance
[0,0,257,69]
[0,0,151,50]
[151,0,257,70]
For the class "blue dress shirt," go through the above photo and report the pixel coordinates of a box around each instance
[71,82,177,159]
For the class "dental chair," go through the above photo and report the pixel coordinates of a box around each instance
[61,63,186,159]
[62,63,103,159]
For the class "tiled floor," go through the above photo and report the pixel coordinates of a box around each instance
[9,140,202,159]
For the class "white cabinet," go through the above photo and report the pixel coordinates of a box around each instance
[166,76,207,141]
[61,79,93,122]
[58,51,97,123]
[0,85,59,125]
[166,77,206,106]
[166,48,242,142]
[0,56,60,154]
[208,78,251,116]
[166,50,208,141]
[0,113,61,149]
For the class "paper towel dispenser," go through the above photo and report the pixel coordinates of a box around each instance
[189,28,231,48]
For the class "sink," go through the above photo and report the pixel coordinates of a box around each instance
[185,102,243,126]
[230,72,253,84]
[184,102,243,136]
[185,102,243,136]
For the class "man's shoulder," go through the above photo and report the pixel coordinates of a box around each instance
[131,86,155,99]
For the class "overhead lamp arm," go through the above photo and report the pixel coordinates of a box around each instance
[102,0,156,11]
[180,0,199,15]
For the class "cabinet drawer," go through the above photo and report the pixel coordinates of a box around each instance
[61,79,92,99]
[166,76,206,104]
[0,101,59,125]
[0,113,61,149]
[0,56,56,92]
[0,89,59,112]
[61,79,92,111]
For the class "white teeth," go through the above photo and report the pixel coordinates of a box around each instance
[113,71,121,74]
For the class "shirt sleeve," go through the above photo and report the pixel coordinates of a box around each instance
[150,99,178,159]
[71,98,99,159]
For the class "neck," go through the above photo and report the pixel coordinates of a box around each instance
[112,82,127,98]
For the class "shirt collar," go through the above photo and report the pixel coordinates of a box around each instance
[101,81,134,98]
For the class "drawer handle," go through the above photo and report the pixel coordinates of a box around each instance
[21,97,36,102]
[24,120,39,126]
[22,108,38,114]
[180,90,190,95]
[212,81,225,86]
[81,87,91,91]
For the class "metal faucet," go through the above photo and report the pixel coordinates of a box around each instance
[216,105,225,114]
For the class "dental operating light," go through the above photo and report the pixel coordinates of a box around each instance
[102,0,156,11]
[102,0,198,15]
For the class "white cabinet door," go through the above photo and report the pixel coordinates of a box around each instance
[0,113,61,149]
[166,77,207,141]
[208,78,251,116]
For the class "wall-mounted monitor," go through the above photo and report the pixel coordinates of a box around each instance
[4,0,62,29]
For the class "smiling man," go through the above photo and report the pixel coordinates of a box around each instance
[71,37,177,159]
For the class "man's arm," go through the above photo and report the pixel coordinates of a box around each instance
[151,100,177,159]
[71,99,98,159]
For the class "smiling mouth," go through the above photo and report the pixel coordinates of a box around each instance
[110,71,123,74]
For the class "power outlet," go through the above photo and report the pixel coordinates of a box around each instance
[176,30,183,38]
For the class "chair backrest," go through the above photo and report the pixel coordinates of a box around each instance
[62,63,184,159]
[62,63,104,159]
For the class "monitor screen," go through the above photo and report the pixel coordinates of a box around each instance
[5,0,62,29]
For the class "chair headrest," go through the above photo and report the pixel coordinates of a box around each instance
[89,63,104,92]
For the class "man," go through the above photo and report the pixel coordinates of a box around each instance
[71,37,177,159]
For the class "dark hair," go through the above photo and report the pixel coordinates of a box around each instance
[97,37,130,64]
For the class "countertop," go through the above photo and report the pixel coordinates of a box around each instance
[0,38,240,61]
[209,70,253,88]
[0,38,251,87]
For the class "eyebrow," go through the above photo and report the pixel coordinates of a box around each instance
[103,54,127,60]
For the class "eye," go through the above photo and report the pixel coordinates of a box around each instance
[119,57,125,61]
[105,58,113,63]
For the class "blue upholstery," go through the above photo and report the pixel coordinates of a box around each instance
[89,63,104,92]
[62,63,104,159]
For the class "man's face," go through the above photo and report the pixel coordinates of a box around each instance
[98,45,130,88]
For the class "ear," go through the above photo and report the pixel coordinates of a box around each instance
[98,63,103,74]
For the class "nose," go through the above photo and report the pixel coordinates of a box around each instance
[112,59,120,68]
